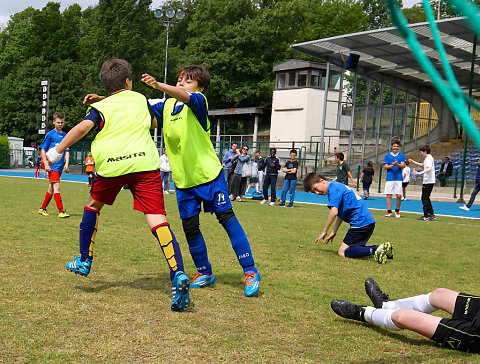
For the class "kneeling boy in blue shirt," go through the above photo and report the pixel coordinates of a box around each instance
[303,172,393,264]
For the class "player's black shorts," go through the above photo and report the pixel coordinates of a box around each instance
[402,182,409,188]
[431,293,480,353]
[343,223,375,246]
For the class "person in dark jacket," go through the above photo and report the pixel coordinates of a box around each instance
[437,156,453,187]
[261,148,281,206]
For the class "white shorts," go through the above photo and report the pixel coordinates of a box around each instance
[384,181,403,195]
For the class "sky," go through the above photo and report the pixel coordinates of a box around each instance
[0,0,422,28]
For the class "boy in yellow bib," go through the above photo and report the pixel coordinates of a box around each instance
[142,65,261,297]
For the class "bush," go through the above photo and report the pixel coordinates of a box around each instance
[0,135,10,168]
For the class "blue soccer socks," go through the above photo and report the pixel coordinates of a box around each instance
[152,223,185,282]
[344,244,379,259]
[186,230,213,276]
[222,216,257,274]
[79,207,99,262]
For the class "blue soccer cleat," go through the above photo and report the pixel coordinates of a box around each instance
[171,271,190,312]
[244,271,261,297]
[190,273,216,288]
[66,256,92,276]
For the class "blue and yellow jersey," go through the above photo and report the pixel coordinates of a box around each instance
[150,92,222,189]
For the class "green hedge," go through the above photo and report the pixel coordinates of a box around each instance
[0,135,9,168]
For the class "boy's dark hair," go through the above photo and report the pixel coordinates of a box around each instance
[405,160,410,165]
[290,149,297,155]
[303,172,326,192]
[270,147,276,154]
[53,112,65,120]
[178,64,210,91]
[392,139,402,146]
[420,145,431,154]
[367,161,373,170]
[335,152,344,161]
[231,142,238,147]
[100,59,132,94]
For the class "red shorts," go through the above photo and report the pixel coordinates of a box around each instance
[91,171,166,214]
[49,171,62,183]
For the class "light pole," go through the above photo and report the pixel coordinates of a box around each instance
[153,7,185,144]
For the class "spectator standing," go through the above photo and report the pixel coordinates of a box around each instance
[245,156,259,194]
[255,150,265,193]
[85,151,95,187]
[231,145,250,202]
[410,145,436,221]
[460,157,480,211]
[402,160,411,201]
[437,156,453,187]
[383,139,406,218]
[335,152,356,187]
[222,142,239,193]
[279,149,298,207]
[261,148,281,206]
[360,161,374,200]
[160,149,171,194]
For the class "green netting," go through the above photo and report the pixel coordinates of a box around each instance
[384,0,480,147]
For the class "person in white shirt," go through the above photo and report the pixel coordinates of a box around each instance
[160,149,171,194]
[409,145,436,221]
[402,161,411,201]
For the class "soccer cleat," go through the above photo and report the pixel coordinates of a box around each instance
[269,202,275,206]
[384,212,392,217]
[66,256,92,276]
[374,244,387,264]
[279,202,285,207]
[365,278,390,308]
[164,190,170,194]
[417,216,427,221]
[395,212,400,218]
[244,271,261,297]
[287,204,294,208]
[260,199,267,205]
[38,208,49,216]
[427,215,436,221]
[460,205,470,211]
[383,241,394,259]
[58,210,70,218]
[171,271,191,312]
[190,272,216,288]
[330,299,366,322]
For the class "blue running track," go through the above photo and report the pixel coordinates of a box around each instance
[2,170,479,219]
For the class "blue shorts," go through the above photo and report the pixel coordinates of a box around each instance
[175,172,233,219]
[343,223,375,246]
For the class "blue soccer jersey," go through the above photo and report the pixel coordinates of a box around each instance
[383,152,406,181]
[39,129,69,172]
[149,92,209,131]
[327,181,375,227]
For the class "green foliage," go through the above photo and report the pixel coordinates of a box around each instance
[0,0,413,141]
[0,134,9,167]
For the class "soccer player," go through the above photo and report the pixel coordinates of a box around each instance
[334,152,356,188]
[140,66,260,297]
[383,139,406,218]
[331,278,480,353]
[47,59,190,311]
[84,151,95,187]
[38,112,70,218]
[303,172,392,263]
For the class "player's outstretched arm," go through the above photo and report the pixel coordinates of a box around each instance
[317,207,338,244]
[84,94,105,105]
[142,73,191,103]
[47,120,95,164]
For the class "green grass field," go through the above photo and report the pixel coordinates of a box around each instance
[1,176,480,363]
